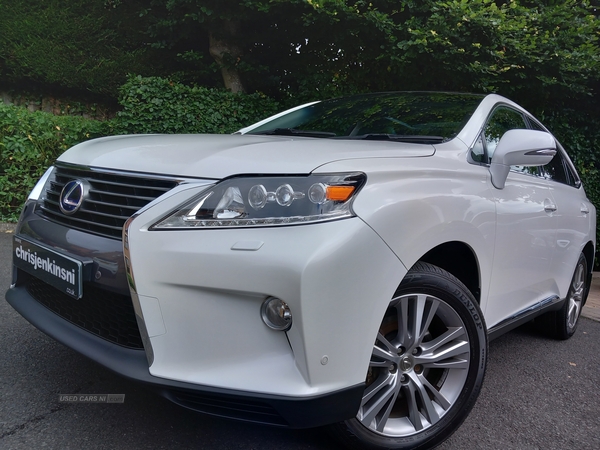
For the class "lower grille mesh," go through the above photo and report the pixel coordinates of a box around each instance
[25,274,144,349]
[167,390,288,426]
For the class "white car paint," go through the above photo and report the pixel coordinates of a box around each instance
[58,133,434,179]
[126,183,405,393]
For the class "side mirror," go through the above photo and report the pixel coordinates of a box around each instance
[489,129,556,189]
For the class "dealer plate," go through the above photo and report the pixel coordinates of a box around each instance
[13,236,83,299]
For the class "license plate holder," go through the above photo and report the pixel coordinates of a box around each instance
[13,236,84,299]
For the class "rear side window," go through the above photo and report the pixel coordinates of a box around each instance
[542,147,581,188]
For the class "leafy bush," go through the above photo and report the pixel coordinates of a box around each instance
[0,103,110,220]
[0,76,281,220]
[115,75,280,134]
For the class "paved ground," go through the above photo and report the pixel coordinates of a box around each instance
[1,225,600,449]
[583,274,600,321]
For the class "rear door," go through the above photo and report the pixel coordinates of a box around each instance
[542,143,593,298]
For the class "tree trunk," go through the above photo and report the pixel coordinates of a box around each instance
[208,20,245,93]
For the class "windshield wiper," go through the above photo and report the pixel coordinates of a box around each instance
[346,134,445,144]
[251,128,337,138]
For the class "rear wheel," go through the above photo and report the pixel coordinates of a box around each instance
[542,253,588,340]
[330,262,487,450]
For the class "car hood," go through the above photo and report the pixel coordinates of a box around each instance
[58,134,435,179]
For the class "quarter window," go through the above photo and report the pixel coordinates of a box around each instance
[483,107,528,161]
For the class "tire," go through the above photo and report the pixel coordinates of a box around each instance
[541,253,588,340]
[329,262,487,450]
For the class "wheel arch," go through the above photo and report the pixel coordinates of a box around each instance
[582,240,595,305]
[417,241,481,303]
[582,241,594,275]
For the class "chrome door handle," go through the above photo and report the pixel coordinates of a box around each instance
[544,199,557,213]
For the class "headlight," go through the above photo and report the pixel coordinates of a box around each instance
[151,173,366,229]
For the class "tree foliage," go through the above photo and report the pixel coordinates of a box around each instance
[115,75,279,134]
[0,0,185,98]
[0,103,110,219]
[114,0,599,113]
[2,0,598,111]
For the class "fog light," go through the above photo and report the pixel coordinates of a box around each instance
[261,297,292,331]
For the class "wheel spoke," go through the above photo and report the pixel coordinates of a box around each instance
[359,372,400,431]
[397,297,410,348]
[416,373,452,410]
[424,357,470,370]
[377,332,399,354]
[405,373,442,426]
[412,294,439,345]
[572,265,584,291]
[403,381,424,431]
[371,347,396,368]
[419,327,465,354]
[361,371,396,406]
[568,262,585,328]
[395,294,439,349]
[572,268,584,299]
[417,334,470,368]
[572,278,584,302]
[568,298,580,326]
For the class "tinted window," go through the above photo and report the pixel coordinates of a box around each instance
[249,92,485,143]
[483,107,527,161]
[543,150,578,187]
[470,134,485,163]
[527,118,546,132]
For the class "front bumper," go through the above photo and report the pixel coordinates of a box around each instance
[126,184,407,397]
[7,183,407,427]
[6,284,363,427]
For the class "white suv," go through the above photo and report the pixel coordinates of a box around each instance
[7,92,595,450]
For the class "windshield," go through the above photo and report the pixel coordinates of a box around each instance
[247,92,484,143]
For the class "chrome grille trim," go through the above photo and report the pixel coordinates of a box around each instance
[38,163,185,240]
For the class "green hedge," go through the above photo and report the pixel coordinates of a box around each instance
[0,103,110,220]
[115,75,280,135]
[0,76,281,220]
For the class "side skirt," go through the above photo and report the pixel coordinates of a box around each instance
[487,295,563,341]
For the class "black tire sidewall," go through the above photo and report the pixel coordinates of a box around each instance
[339,262,488,450]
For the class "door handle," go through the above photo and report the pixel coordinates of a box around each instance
[581,204,590,215]
[544,199,557,213]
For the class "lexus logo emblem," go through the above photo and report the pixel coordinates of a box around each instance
[59,180,87,215]
[399,356,413,372]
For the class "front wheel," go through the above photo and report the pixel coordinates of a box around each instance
[330,262,487,450]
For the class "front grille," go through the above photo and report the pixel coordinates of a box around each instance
[38,165,179,239]
[25,274,144,349]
